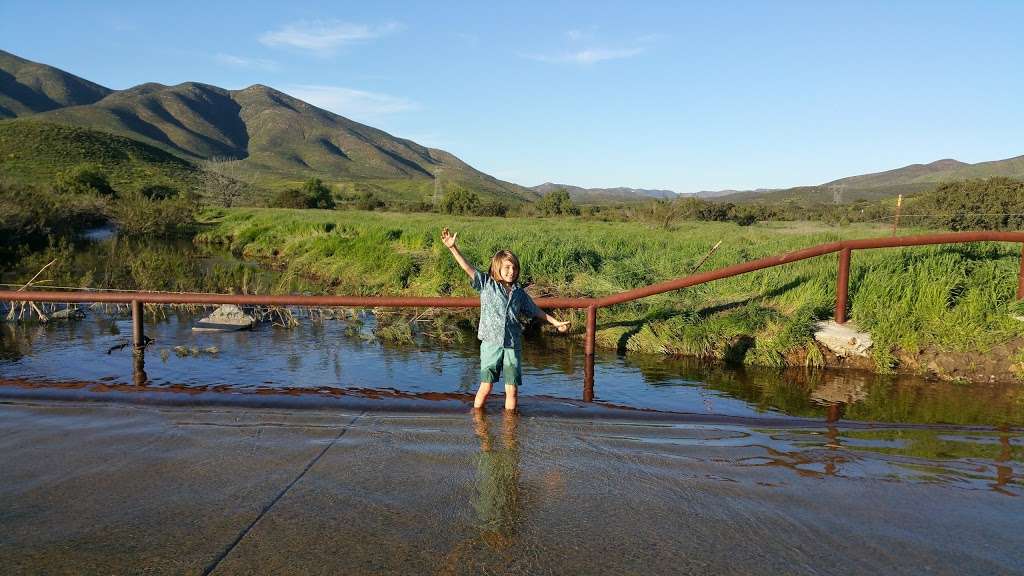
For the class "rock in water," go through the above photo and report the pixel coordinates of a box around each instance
[50,307,86,321]
[813,320,872,358]
[192,304,255,332]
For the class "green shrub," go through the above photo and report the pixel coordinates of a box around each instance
[440,186,481,215]
[270,188,311,209]
[54,163,116,197]
[105,190,197,237]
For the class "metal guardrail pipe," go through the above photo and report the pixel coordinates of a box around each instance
[0,291,594,309]
[596,242,844,307]
[4,231,1024,384]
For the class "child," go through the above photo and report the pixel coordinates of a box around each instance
[442,227,569,411]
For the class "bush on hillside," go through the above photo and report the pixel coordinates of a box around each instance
[270,188,310,209]
[54,163,116,197]
[269,178,337,209]
[440,186,481,215]
[356,190,385,211]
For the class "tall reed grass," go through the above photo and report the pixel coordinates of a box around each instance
[196,208,1024,371]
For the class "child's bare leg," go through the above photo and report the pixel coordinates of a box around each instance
[474,382,493,409]
[504,384,518,411]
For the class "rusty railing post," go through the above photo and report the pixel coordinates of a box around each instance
[583,305,597,400]
[131,300,144,353]
[583,354,594,402]
[584,305,597,356]
[1018,244,1024,300]
[835,248,851,324]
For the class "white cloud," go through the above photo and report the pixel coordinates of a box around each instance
[527,47,644,64]
[529,31,661,65]
[215,53,278,70]
[260,20,402,53]
[285,85,418,121]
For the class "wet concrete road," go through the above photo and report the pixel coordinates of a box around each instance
[0,400,1021,575]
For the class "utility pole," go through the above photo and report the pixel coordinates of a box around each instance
[892,194,903,235]
[432,167,443,207]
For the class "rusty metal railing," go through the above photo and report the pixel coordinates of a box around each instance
[3,231,1024,394]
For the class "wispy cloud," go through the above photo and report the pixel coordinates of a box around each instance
[260,20,402,53]
[565,29,591,41]
[215,53,278,71]
[526,30,659,64]
[285,85,418,121]
[527,47,645,64]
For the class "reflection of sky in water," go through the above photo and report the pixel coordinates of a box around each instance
[0,311,768,417]
[2,310,1024,427]
[1,311,1022,497]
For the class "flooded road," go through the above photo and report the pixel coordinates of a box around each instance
[0,401,1021,575]
[2,234,1023,574]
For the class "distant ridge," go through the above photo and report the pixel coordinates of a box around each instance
[532,182,680,204]
[0,50,111,118]
[709,156,1024,204]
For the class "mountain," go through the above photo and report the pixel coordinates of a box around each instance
[532,182,680,204]
[696,188,778,199]
[0,50,111,118]
[0,50,537,205]
[710,156,1024,204]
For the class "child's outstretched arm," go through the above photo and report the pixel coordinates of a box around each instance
[441,227,476,280]
[525,294,571,333]
[539,311,571,333]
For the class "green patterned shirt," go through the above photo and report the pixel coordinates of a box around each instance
[472,268,543,348]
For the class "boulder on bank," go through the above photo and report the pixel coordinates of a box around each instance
[813,320,872,358]
[192,304,254,333]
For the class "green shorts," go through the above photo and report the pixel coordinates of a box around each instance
[479,342,523,387]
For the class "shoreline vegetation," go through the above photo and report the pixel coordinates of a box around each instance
[190,208,1024,383]
[5,167,1024,385]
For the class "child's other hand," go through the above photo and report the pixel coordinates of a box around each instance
[553,319,570,333]
[441,227,458,249]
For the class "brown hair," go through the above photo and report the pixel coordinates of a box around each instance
[489,250,520,284]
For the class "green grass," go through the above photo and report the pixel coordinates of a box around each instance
[0,119,199,193]
[195,208,1024,371]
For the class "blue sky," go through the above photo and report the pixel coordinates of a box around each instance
[3,1,1023,192]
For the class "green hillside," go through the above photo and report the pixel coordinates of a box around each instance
[0,50,111,118]
[0,119,199,193]
[32,80,536,204]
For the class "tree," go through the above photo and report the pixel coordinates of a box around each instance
[535,188,579,216]
[302,178,335,209]
[440,186,481,215]
[199,156,252,208]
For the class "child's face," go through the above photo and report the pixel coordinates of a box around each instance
[498,259,517,283]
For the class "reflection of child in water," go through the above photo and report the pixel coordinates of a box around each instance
[472,411,522,549]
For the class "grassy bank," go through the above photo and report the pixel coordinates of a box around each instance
[195,208,1024,374]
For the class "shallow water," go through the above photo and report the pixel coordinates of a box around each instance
[0,402,1021,575]
[2,235,1023,573]
[2,311,1023,427]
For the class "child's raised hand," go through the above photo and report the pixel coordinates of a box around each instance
[441,227,458,249]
